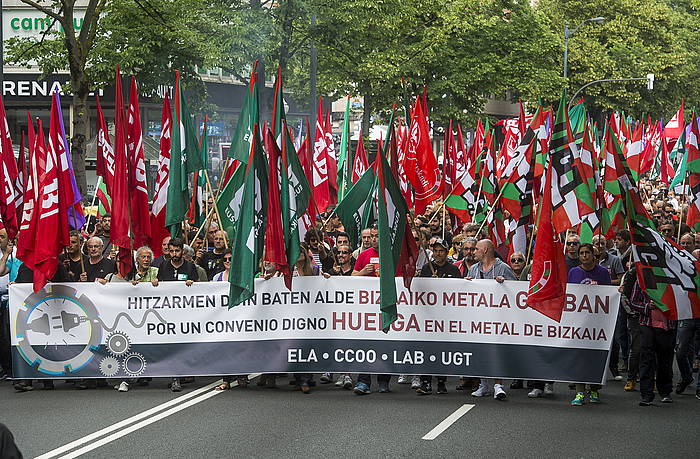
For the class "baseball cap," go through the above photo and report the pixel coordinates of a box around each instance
[431,238,449,250]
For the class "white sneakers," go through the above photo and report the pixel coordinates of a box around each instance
[411,376,421,389]
[471,384,492,397]
[116,381,129,392]
[544,383,554,396]
[494,384,507,400]
[397,375,409,384]
[528,388,543,398]
[334,375,345,387]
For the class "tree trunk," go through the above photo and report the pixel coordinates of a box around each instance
[278,0,293,70]
[70,71,90,197]
[361,93,372,140]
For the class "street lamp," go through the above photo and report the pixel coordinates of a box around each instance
[563,17,605,78]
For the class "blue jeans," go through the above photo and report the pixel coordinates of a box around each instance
[675,318,700,387]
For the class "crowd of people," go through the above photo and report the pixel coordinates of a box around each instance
[0,177,698,407]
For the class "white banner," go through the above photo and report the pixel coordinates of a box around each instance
[10,278,619,383]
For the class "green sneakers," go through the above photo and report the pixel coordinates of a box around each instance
[571,392,585,406]
[589,391,601,403]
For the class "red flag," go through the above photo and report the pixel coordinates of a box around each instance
[0,95,19,239]
[263,126,290,286]
[150,93,172,257]
[16,130,27,225]
[659,136,674,186]
[111,67,132,276]
[398,220,419,289]
[405,99,442,215]
[518,100,527,136]
[17,119,70,292]
[352,134,368,183]
[664,99,684,150]
[312,99,331,212]
[127,76,152,248]
[325,108,338,206]
[526,162,568,322]
[95,95,115,193]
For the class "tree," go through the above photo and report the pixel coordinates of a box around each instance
[6,0,107,195]
[537,0,700,120]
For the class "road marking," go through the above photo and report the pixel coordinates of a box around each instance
[421,404,475,441]
[36,375,260,459]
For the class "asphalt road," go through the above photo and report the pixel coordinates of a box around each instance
[1,374,698,458]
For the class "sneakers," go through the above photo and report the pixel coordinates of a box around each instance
[334,375,345,387]
[320,373,332,384]
[14,382,33,392]
[353,382,370,395]
[397,375,409,384]
[171,378,182,392]
[494,384,507,400]
[661,394,673,403]
[675,378,694,394]
[544,383,554,397]
[342,375,353,390]
[456,378,470,391]
[624,380,636,392]
[639,398,653,406]
[528,388,543,398]
[416,382,432,395]
[589,391,601,403]
[471,384,492,397]
[410,376,421,389]
[436,381,447,395]
[378,381,390,393]
[696,389,700,400]
[571,392,585,406]
[117,381,129,392]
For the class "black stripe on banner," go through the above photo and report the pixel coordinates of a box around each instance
[12,339,608,384]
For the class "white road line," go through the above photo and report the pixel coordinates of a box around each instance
[36,375,260,459]
[421,404,475,441]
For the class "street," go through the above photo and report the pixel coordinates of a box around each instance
[1,374,698,458]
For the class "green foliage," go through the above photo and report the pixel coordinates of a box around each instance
[538,0,700,120]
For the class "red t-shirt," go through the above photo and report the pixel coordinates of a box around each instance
[354,247,379,276]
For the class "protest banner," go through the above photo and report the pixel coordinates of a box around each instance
[10,278,619,383]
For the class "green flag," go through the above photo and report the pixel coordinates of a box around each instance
[376,128,408,332]
[216,165,246,241]
[166,71,202,237]
[335,166,377,249]
[272,68,311,276]
[228,124,268,306]
[230,64,259,164]
[337,96,352,200]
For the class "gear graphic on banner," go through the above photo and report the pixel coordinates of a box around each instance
[106,331,131,357]
[99,357,120,377]
[123,352,147,377]
[14,284,166,376]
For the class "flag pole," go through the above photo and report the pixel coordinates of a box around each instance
[203,170,228,248]
[475,184,508,236]
[677,172,688,242]
[84,175,102,233]
[191,205,217,243]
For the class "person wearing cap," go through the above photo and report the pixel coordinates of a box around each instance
[416,238,462,395]
[419,239,462,279]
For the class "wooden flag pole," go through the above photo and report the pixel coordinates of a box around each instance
[204,170,228,249]
[677,173,689,242]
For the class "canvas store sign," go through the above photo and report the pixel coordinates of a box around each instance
[3,9,86,38]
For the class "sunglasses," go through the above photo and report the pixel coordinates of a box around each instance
[510,258,524,263]
[566,241,580,246]
[224,257,232,262]
[338,251,350,255]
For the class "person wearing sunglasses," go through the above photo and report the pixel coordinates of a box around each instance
[565,234,581,271]
[211,250,232,282]
[508,252,526,279]
[330,244,355,277]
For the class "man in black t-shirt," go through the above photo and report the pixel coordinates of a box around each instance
[199,230,226,280]
[156,237,197,392]
[60,231,87,281]
[419,239,462,279]
[157,237,198,284]
[80,237,116,282]
[416,239,461,396]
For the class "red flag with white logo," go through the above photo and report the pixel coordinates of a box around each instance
[127,76,152,249]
